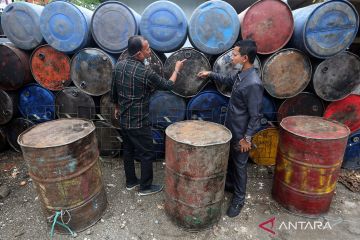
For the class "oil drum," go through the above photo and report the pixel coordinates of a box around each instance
[0,127,9,152]
[272,116,350,216]
[94,121,121,158]
[18,119,107,234]
[165,120,232,230]
[6,118,34,152]
[249,127,279,166]
[99,93,120,129]
[0,90,18,125]
[343,130,360,169]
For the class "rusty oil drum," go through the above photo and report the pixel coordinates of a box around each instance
[164,48,211,98]
[313,51,360,101]
[18,119,107,233]
[249,127,279,166]
[30,45,71,91]
[277,92,324,123]
[323,95,360,133]
[165,120,232,230]
[262,48,312,99]
[0,43,32,91]
[239,0,294,54]
[272,116,350,216]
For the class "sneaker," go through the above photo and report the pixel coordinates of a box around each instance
[226,202,244,218]
[126,180,140,190]
[138,184,164,196]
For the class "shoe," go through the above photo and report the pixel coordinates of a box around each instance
[126,180,140,190]
[138,184,164,196]
[226,202,244,218]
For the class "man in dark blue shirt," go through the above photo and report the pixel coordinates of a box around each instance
[198,40,263,217]
[111,36,186,196]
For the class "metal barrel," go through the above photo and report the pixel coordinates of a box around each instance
[71,48,116,96]
[313,51,360,101]
[18,84,55,123]
[0,43,32,91]
[94,121,121,158]
[0,127,9,152]
[188,0,240,55]
[289,0,359,59]
[118,48,164,77]
[55,87,96,120]
[323,94,360,133]
[213,48,261,97]
[149,91,186,129]
[164,48,211,98]
[261,93,277,126]
[224,0,257,13]
[99,93,120,129]
[277,92,324,123]
[165,120,232,231]
[91,1,141,54]
[40,1,93,54]
[272,116,350,216]
[186,90,229,124]
[343,130,360,170]
[239,0,294,55]
[262,48,312,99]
[0,90,19,125]
[1,2,44,50]
[30,45,71,91]
[6,118,34,152]
[18,119,107,234]
[249,127,279,166]
[140,1,187,53]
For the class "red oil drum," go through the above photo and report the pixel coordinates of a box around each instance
[18,119,107,233]
[239,0,294,54]
[277,92,325,123]
[30,45,71,91]
[272,116,350,216]
[165,120,232,231]
[262,49,312,99]
[323,95,360,133]
[0,43,32,90]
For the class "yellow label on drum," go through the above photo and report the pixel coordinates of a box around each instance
[249,127,279,166]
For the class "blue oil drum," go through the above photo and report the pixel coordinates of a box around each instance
[152,128,165,160]
[149,91,186,129]
[140,1,187,53]
[1,2,44,50]
[289,0,359,59]
[188,0,240,55]
[91,1,140,54]
[18,84,55,123]
[186,90,229,124]
[343,130,360,169]
[40,1,93,54]
[261,93,277,128]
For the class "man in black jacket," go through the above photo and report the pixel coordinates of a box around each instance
[197,40,263,217]
[111,35,186,196]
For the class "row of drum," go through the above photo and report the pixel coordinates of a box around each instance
[1,41,360,103]
[0,0,358,58]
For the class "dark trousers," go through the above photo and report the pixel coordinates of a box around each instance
[226,142,249,205]
[121,127,155,190]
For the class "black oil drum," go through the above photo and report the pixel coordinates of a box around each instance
[0,90,18,125]
[94,121,122,157]
[6,118,35,152]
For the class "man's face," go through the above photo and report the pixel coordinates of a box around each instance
[231,46,246,65]
[139,40,151,60]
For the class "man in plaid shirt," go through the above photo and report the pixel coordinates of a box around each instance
[111,35,186,196]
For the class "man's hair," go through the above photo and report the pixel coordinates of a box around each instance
[235,40,257,64]
[128,35,145,56]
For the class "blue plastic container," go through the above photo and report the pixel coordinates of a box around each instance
[149,91,186,129]
[152,128,165,160]
[18,84,55,123]
[40,1,93,54]
[189,0,240,55]
[261,94,277,126]
[186,90,229,124]
[289,0,359,59]
[91,1,141,54]
[140,1,187,53]
[343,130,360,169]
[1,2,44,50]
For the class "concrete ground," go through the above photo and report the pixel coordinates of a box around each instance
[0,150,359,240]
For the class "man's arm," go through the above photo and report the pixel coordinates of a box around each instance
[244,84,264,137]
[198,71,237,87]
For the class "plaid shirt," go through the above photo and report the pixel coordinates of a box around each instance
[111,57,174,129]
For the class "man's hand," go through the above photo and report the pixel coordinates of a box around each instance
[238,138,251,153]
[197,71,211,79]
[114,106,120,120]
[175,59,187,72]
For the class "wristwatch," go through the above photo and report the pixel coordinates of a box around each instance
[244,135,252,143]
